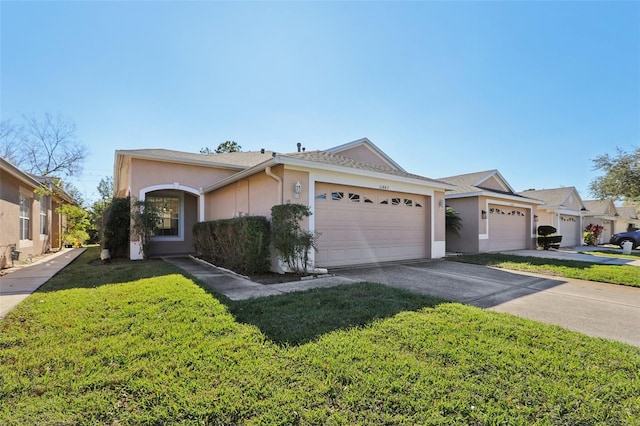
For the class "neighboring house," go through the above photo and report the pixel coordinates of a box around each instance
[438,170,542,253]
[582,199,618,244]
[113,138,455,268]
[613,206,639,233]
[518,187,587,247]
[0,157,74,268]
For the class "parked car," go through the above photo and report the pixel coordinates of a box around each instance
[609,230,640,249]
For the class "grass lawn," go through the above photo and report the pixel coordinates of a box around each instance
[578,249,640,261]
[1,247,639,424]
[450,253,640,288]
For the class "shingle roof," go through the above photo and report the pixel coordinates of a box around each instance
[583,200,615,215]
[117,148,275,168]
[437,170,500,194]
[616,206,639,220]
[280,150,448,185]
[518,187,576,207]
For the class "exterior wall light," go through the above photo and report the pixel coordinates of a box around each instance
[438,199,445,209]
[481,210,487,220]
[294,181,302,198]
[534,215,539,222]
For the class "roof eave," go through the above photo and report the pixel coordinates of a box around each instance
[203,158,277,193]
[446,190,544,205]
[203,155,456,194]
[0,157,42,188]
[276,155,455,191]
[115,150,248,171]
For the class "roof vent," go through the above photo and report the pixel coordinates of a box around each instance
[297,142,302,152]
[272,152,276,157]
[260,148,265,154]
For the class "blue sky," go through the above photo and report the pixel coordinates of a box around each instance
[2,1,638,205]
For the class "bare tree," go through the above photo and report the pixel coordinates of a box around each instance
[0,119,24,166]
[20,112,88,177]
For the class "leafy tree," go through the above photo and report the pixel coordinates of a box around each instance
[201,141,242,154]
[589,147,640,202]
[445,206,462,236]
[89,177,114,244]
[131,199,161,260]
[57,204,90,247]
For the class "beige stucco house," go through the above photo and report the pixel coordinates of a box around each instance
[582,199,618,244]
[438,170,542,253]
[613,206,639,233]
[114,138,455,268]
[518,187,586,247]
[0,157,74,268]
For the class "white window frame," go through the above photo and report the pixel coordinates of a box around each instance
[19,193,31,241]
[40,195,48,235]
[147,192,184,242]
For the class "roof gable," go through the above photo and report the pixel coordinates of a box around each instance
[583,199,617,216]
[439,170,516,195]
[324,138,405,171]
[616,206,639,220]
[518,187,585,211]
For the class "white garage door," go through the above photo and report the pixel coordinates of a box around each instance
[314,183,429,267]
[559,215,580,247]
[487,205,528,251]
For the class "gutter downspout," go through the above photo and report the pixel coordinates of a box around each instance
[265,166,282,204]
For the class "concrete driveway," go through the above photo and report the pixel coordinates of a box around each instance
[334,259,640,347]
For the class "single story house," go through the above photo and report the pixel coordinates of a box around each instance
[582,199,618,244]
[438,170,542,253]
[0,156,74,268]
[113,138,455,268]
[518,187,586,247]
[613,206,639,234]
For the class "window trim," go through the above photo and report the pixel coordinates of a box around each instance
[40,195,48,235]
[147,192,184,242]
[19,193,31,241]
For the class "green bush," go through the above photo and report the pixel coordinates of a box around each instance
[103,197,130,258]
[193,216,271,274]
[537,225,562,250]
[271,204,316,274]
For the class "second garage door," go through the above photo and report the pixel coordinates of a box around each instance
[314,183,429,267]
[486,205,529,251]
[559,215,580,247]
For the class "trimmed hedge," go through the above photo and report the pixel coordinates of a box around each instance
[193,216,271,274]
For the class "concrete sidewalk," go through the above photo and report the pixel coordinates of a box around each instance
[164,256,356,301]
[0,248,86,319]
[500,246,640,266]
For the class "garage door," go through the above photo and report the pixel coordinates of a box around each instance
[487,205,528,251]
[314,183,428,267]
[559,215,580,247]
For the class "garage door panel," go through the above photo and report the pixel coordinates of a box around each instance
[315,183,428,267]
[487,205,528,251]
[559,215,579,247]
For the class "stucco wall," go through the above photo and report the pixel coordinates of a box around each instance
[0,171,59,267]
[433,190,446,242]
[206,168,282,220]
[129,158,238,199]
[445,197,480,253]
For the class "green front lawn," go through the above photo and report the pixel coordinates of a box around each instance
[450,254,640,288]
[1,247,639,424]
[579,249,640,261]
